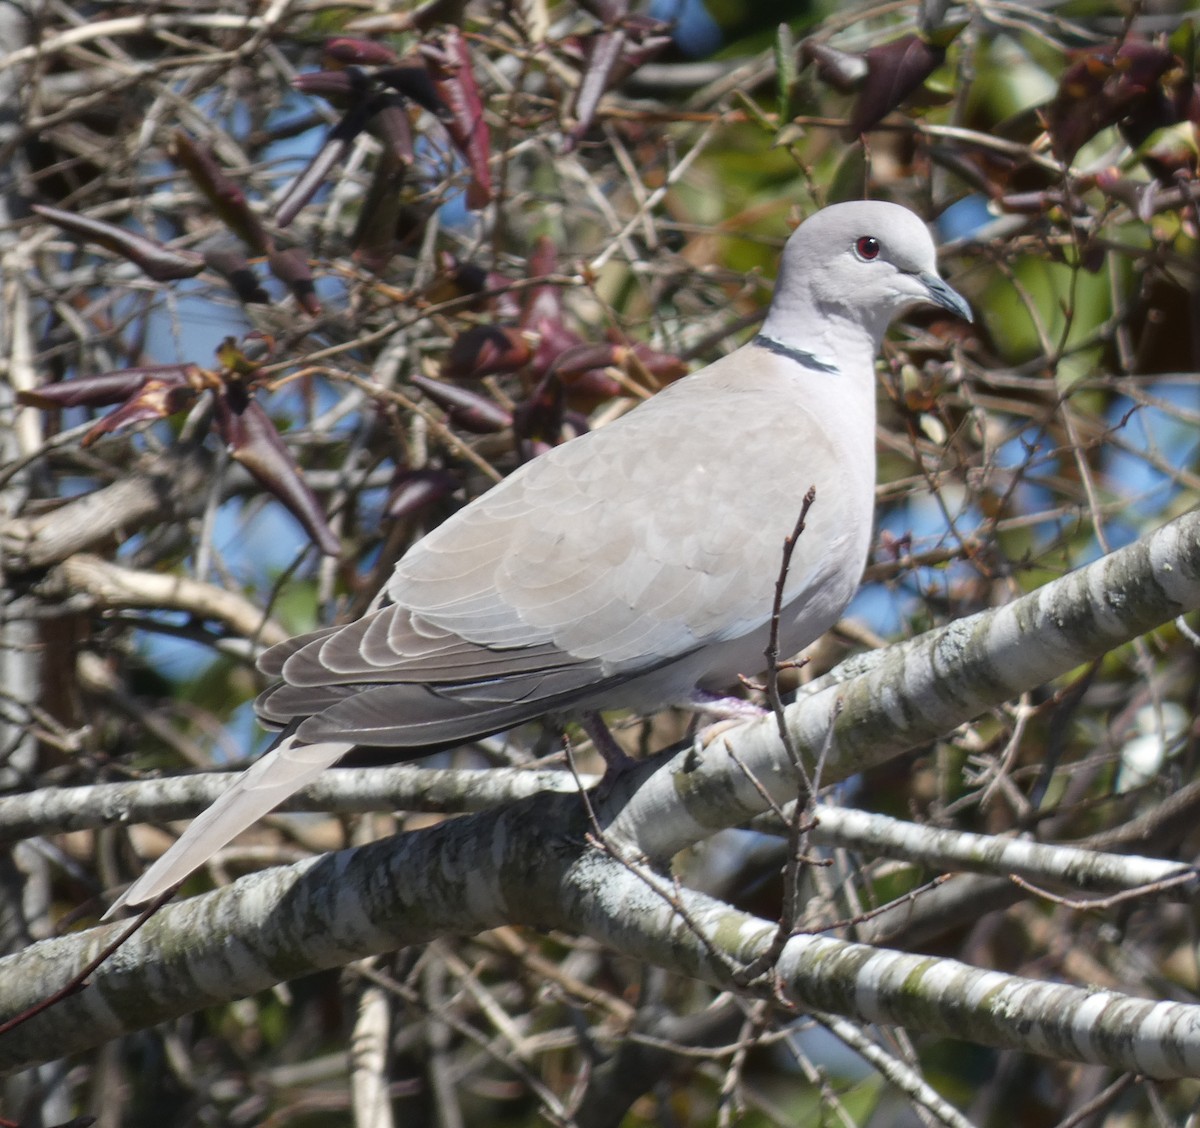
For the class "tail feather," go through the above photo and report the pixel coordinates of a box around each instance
[103,735,354,918]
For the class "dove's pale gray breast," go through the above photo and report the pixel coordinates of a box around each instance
[404,344,877,663]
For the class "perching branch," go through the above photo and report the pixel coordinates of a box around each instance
[3,506,1200,1074]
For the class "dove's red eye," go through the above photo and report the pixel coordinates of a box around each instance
[855,236,881,261]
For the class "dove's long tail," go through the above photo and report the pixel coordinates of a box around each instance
[103,735,354,918]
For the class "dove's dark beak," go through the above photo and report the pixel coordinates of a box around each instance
[919,271,973,322]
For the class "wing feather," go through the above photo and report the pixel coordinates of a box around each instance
[257,346,875,734]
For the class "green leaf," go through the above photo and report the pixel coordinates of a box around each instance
[731,88,777,133]
[774,22,798,122]
[1169,18,1195,82]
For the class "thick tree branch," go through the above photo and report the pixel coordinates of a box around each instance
[599,506,1200,860]
[1,445,214,571]
[804,806,1197,895]
[0,765,591,842]
[3,509,1200,1074]
[558,853,1200,1080]
[34,552,290,645]
[0,795,562,1073]
[4,798,1199,1079]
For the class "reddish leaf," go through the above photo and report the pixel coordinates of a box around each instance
[375,99,416,166]
[423,254,513,313]
[512,372,565,459]
[31,204,205,281]
[352,151,408,274]
[541,343,623,411]
[287,70,421,233]
[202,242,269,304]
[275,96,381,228]
[521,238,562,322]
[545,342,616,378]
[273,137,347,228]
[441,325,533,380]
[1118,43,1194,164]
[80,379,199,446]
[171,132,270,254]
[1079,241,1106,273]
[266,246,320,315]
[410,373,512,433]
[1044,49,1127,160]
[628,342,687,384]
[559,341,685,411]
[293,68,375,106]
[526,235,558,280]
[419,28,493,208]
[530,326,585,380]
[377,63,449,118]
[1136,127,1200,179]
[1042,38,1180,162]
[560,368,622,410]
[426,253,490,303]
[521,237,574,367]
[448,258,496,294]
[214,392,339,555]
[565,17,670,151]
[849,34,946,135]
[801,41,868,94]
[386,468,460,520]
[567,27,627,151]
[610,15,672,77]
[491,285,524,323]
[324,37,399,67]
[18,365,202,410]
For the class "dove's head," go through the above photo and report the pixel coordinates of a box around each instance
[760,200,971,358]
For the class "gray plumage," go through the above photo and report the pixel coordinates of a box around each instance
[105,201,970,917]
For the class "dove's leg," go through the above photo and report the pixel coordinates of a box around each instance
[578,694,770,773]
[580,711,638,775]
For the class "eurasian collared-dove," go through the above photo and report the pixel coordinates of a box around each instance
[105,200,971,917]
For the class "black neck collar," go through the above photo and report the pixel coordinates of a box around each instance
[752,334,838,374]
